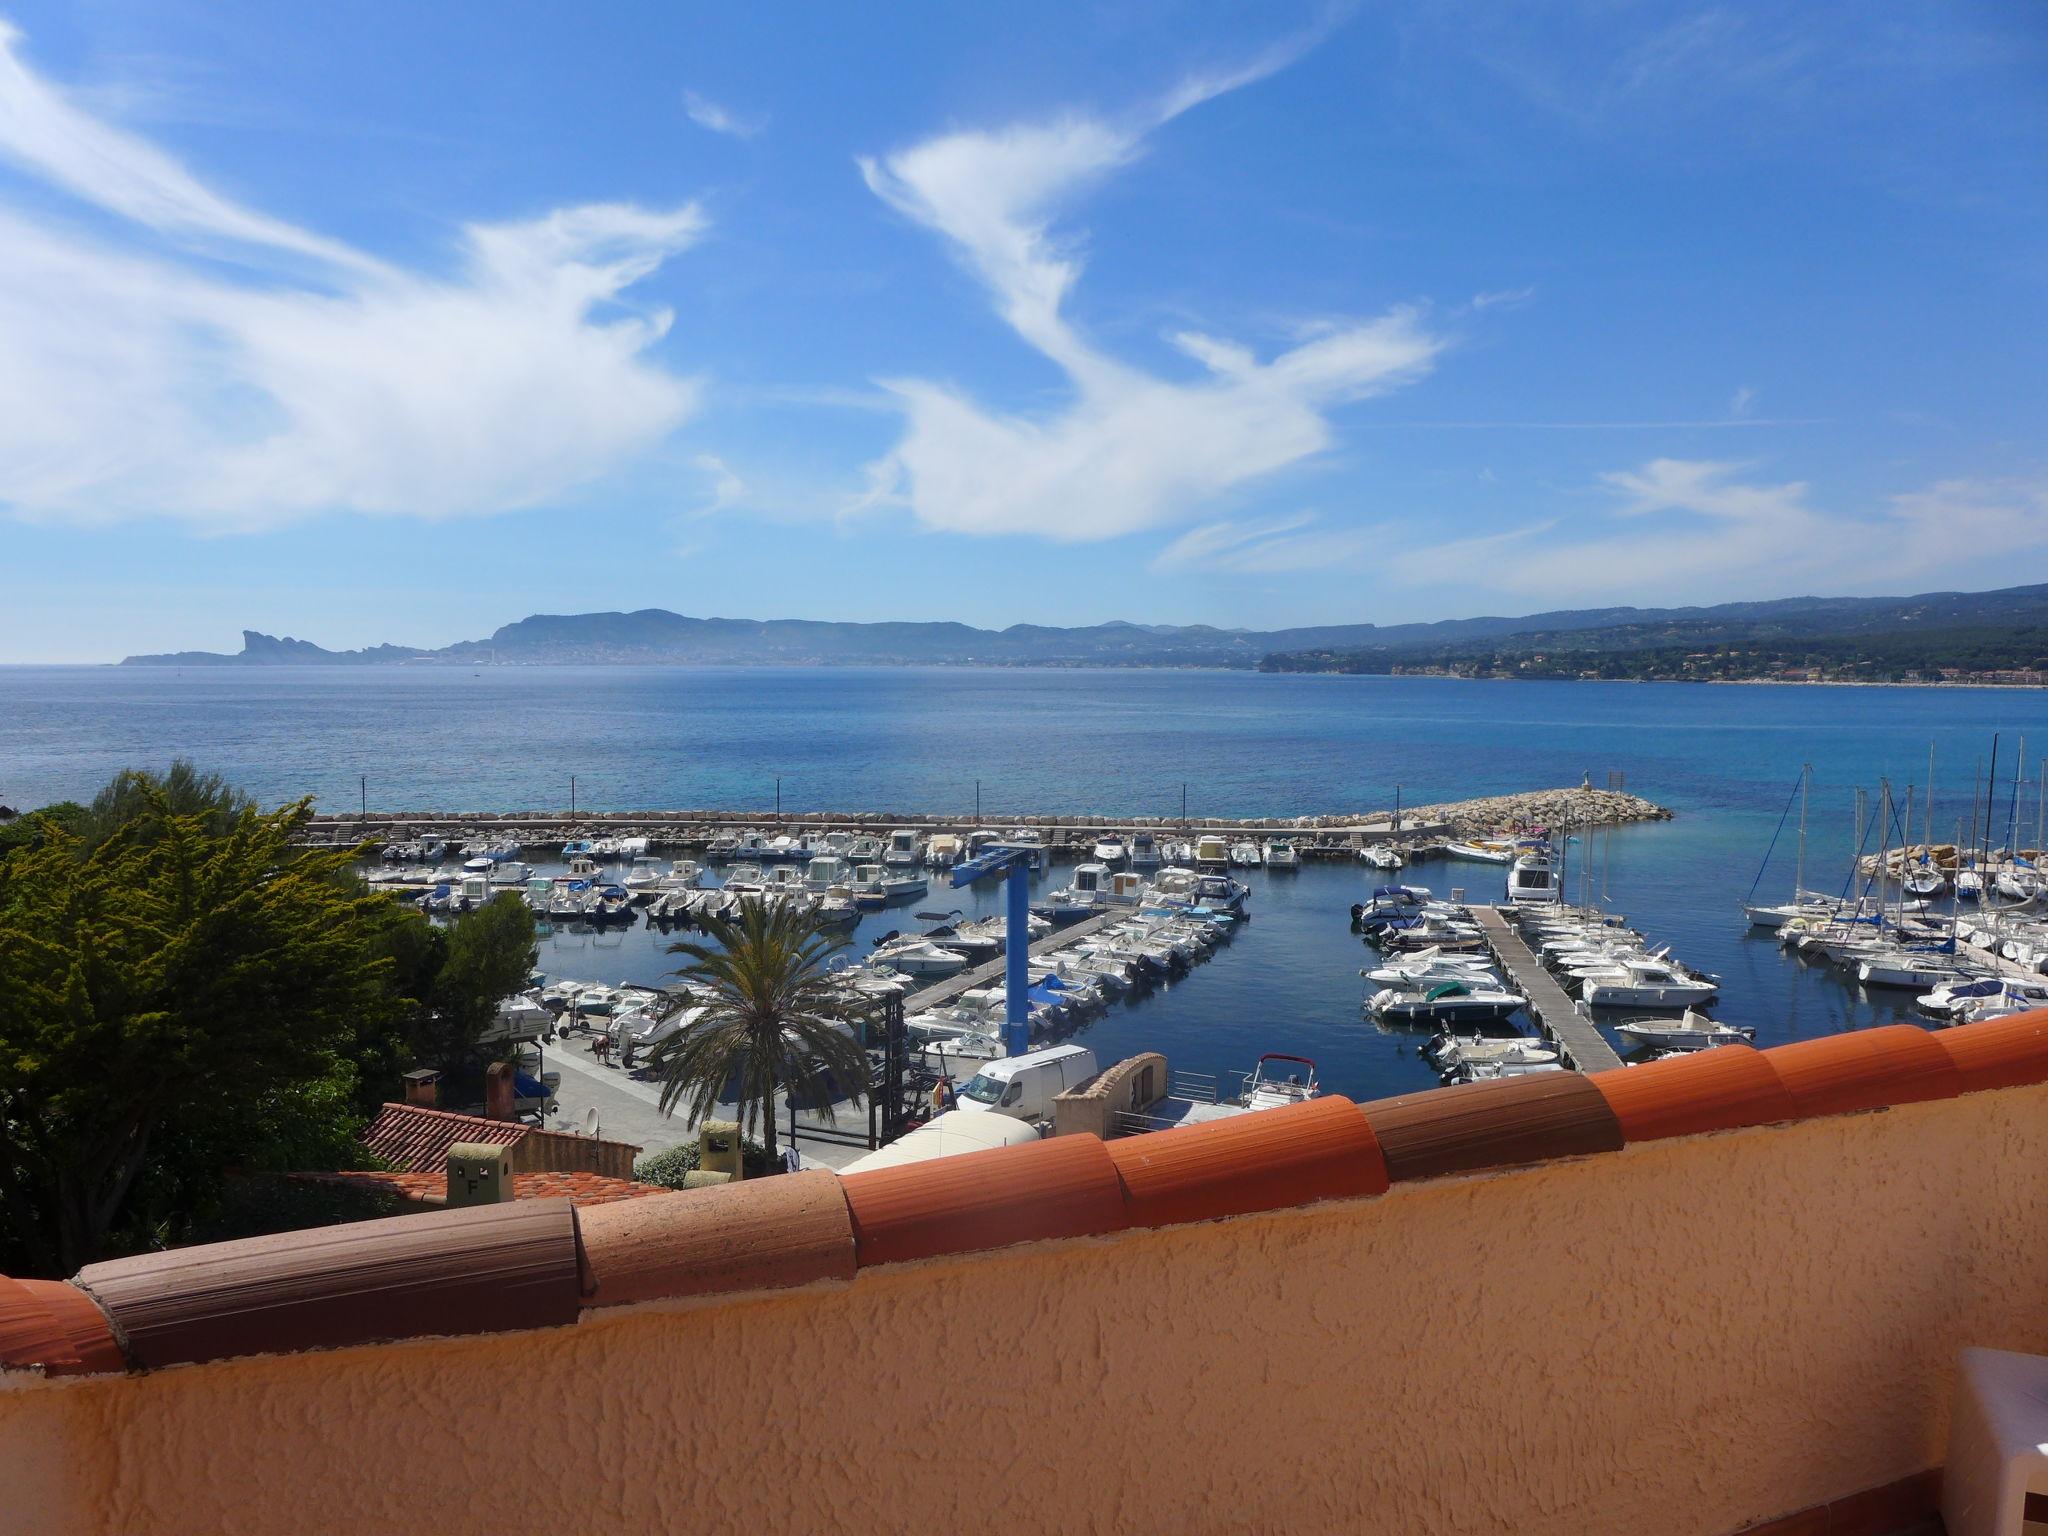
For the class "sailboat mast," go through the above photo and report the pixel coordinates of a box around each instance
[1984,735,2000,875]
[1901,783,1914,925]
[1925,741,1936,879]
[1875,779,1891,924]
[1794,762,1809,900]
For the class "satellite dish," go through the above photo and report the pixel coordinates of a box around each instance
[580,1106,600,1139]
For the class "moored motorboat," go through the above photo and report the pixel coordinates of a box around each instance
[1611,1011,1754,1052]
[1366,979,1527,1025]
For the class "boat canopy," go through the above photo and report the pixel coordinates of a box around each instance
[1424,981,1471,1001]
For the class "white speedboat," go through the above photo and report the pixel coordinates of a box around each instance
[1360,844,1404,871]
[1239,1053,1321,1111]
[1855,951,1978,991]
[924,832,962,868]
[1915,974,2006,1019]
[1193,835,1231,871]
[1128,832,1162,868]
[1444,839,1514,865]
[1578,957,1718,1010]
[871,939,972,978]
[1427,1035,1559,1073]
[1262,838,1300,869]
[1953,978,2048,1022]
[1505,848,1559,905]
[622,855,669,895]
[1228,840,1261,867]
[1362,947,1500,987]
[1366,979,1528,1025]
[1612,1011,1755,1052]
[658,859,705,891]
[1092,836,1127,866]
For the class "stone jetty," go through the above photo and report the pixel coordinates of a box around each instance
[1389,787,1671,838]
[301,784,1670,855]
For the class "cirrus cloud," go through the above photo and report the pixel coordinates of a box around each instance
[853,53,1443,543]
[0,22,705,532]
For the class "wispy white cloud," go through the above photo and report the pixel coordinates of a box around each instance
[1470,285,1536,311]
[1151,513,1381,575]
[1385,461,2048,604]
[1728,384,1756,418]
[691,453,746,515]
[1886,477,2048,552]
[854,47,1441,543]
[683,90,764,139]
[1602,456,1808,521]
[0,23,705,532]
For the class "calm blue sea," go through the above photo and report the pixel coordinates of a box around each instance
[6,665,2047,1101]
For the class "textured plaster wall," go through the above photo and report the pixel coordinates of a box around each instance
[7,1084,2048,1536]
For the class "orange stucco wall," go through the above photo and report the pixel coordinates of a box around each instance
[7,1082,2048,1536]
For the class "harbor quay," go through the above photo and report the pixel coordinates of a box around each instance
[298,784,1673,857]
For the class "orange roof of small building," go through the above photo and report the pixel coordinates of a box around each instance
[359,1102,527,1174]
[290,1169,666,1209]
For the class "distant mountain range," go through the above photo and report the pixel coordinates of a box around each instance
[117,583,2048,672]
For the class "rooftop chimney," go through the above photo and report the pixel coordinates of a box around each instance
[484,1062,515,1121]
[402,1068,440,1108]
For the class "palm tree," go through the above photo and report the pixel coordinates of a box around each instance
[650,896,874,1165]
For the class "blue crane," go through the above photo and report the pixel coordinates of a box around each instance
[947,844,1039,1057]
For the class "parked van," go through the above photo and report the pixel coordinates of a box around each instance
[954,1044,1099,1121]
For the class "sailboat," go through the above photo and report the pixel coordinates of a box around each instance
[1744,765,1836,927]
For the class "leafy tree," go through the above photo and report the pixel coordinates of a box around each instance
[633,1134,776,1188]
[0,788,401,1276]
[412,893,539,1073]
[79,760,254,849]
[649,898,873,1164]
[0,801,85,858]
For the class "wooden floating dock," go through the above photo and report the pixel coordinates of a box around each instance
[904,911,1122,1013]
[1466,905,1624,1074]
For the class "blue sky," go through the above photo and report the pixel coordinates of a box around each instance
[0,0,2043,662]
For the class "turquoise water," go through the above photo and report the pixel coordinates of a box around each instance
[6,665,2047,1100]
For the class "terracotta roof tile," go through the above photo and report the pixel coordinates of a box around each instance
[0,1275,79,1375]
[1359,1071,1625,1183]
[1109,1096,1388,1228]
[359,1102,526,1175]
[289,1170,666,1209]
[1589,1044,1796,1143]
[1763,1025,1961,1121]
[842,1133,1129,1268]
[15,1279,126,1376]
[1934,1008,2048,1094]
[79,1198,581,1369]
[575,1171,855,1307]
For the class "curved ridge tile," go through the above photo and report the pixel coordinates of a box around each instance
[842,1133,1129,1268]
[0,1276,80,1375]
[1108,1095,1388,1229]
[1936,1008,2048,1094]
[1764,1025,1960,1121]
[575,1169,854,1308]
[1359,1072,1624,1184]
[1590,1044,1795,1143]
[15,1280,126,1376]
[79,1198,581,1370]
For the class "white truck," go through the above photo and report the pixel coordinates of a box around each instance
[952,1044,1099,1121]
